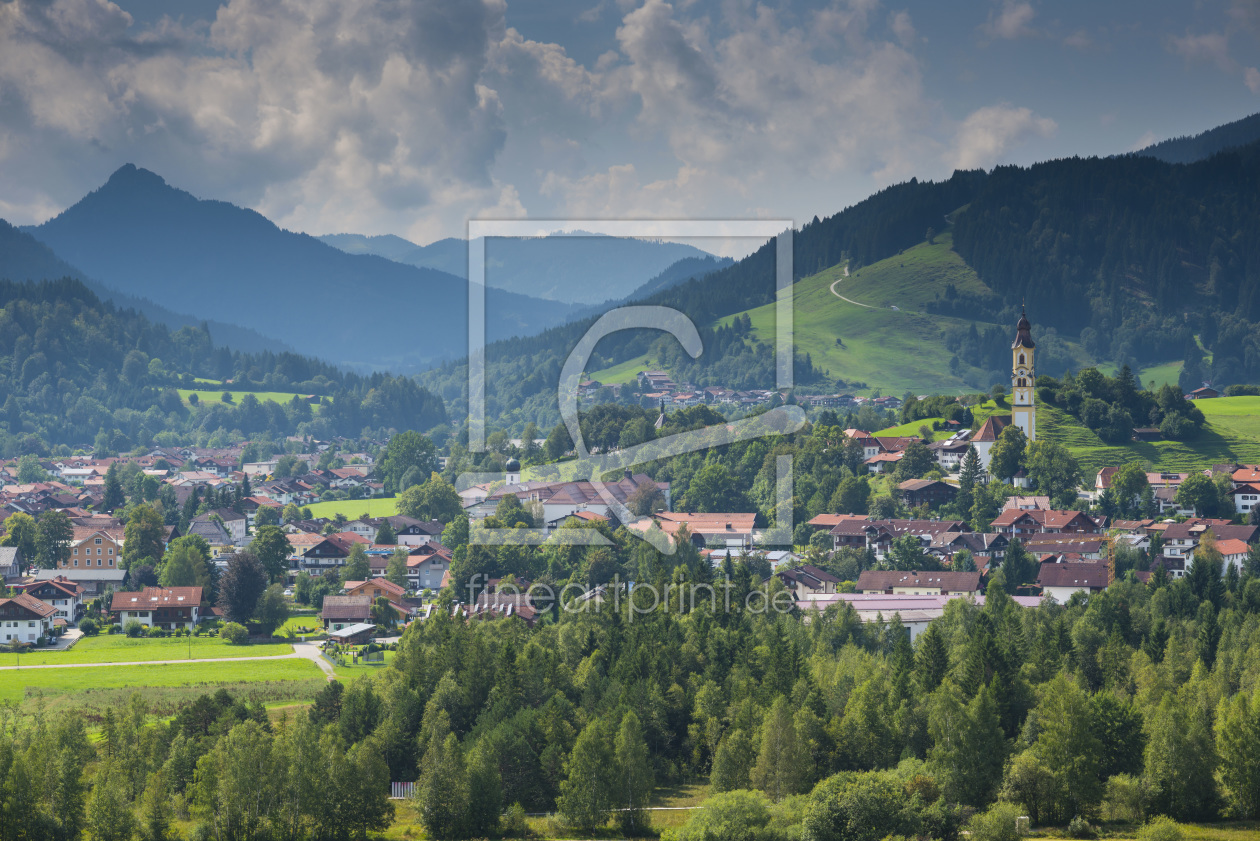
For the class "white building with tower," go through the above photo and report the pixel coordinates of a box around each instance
[973,310,1036,472]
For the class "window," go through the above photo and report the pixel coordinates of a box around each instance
[94,538,102,545]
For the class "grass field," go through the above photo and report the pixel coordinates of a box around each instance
[590,353,656,386]
[1140,360,1183,389]
[1,658,324,705]
[178,388,322,409]
[304,497,399,520]
[10,634,293,666]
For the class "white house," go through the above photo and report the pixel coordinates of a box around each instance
[110,586,204,630]
[0,593,57,644]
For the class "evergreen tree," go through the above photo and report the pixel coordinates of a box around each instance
[751,696,807,801]
[1217,691,1260,819]
[1000,538,1035,594]
[375,519,397,545]
[915,624,949,693]
[928,682,1005,806]
[418,732,469,840]
[249,525,291,583]
[614,710,654,833]
[138,770,170,841]
[386,547,409,589]
[711,728,753,793]
[87,762,135,841]
[466,741,503,837]
[557,718,616,830]
[217,550,268,624]
[342,543,371,584]
[102,462,126,512]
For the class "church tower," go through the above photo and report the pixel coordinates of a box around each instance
[1011,308,1036,440]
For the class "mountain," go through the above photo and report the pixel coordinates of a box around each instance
[318,231,718,305]
[25,166,580,373]
[0,218,289,355]
[1132,112,1260,164]
[0,277,445,450]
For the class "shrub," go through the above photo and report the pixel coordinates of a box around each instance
[220,622,249,645]
[124,619,144,638]
[1138,817,1183,841]
[78,618,98,636]
[501,803,528,838]
[966,802,1024,841]
[108,624,122,635]
[662,790,773,841]
[146,625,166,638]
[1103,774,1146,823]
[1068,816,1097,839]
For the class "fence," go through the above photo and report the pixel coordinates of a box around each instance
[390,782,415,800]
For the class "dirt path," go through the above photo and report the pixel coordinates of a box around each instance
[829,264,875,308]
[293,641,337,680]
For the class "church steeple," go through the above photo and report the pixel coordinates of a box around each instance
[1011,308,1036,441]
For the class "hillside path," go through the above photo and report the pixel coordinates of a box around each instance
[829,264,874,308]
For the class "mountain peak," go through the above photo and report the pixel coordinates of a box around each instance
[104,163,169,191]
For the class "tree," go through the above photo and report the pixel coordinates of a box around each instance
[375,519,397,545]
[1,511,36,568]
[1024,440,1081,501]
[685,463,746,513]
[888,534,932,571]
[711,728,753,793]
[959,444,983,488]
[1000,538,1035,593]
[751,696,807,802]
[830,476,871,515]
[87,763,136,841]
[282,503,302,524]
[254,506,280,528]
[1110,463,1150,516]
[1217,691,1260,818]
[614,710,654,833]
[802,770,921,841]
[1020,673,1104,822]
[544,422,573,460]
[160,537,212,590]
[663,790,774,841]
[1144,692,1217,820]
[386,547,409,589]
[928,682,1006,806]
[34,510,72,569]
[123,504,167,568]
[254,584,289,634]
[397,475,464,524]
[557,718,616,830]
[988,424,1027,482]
[342,543,370,584]
[418,731,469,840]
[1176,473,1220,518]
[466,741,503,838]
[17,453,47,484]
[249,525,291,583]
[217,551,269,624]
[101,462,126,511]
[895,441,933,480]
[138,770,171,841]
[915,624,949,692]
[378,431,438,493]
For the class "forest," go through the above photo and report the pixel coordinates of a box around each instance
[7,525,1260,841]
[0,279,447,454]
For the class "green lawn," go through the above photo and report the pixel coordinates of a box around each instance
[1,658,324,704]
[178,388,326,410]
[304,497,399,520]
[10,634,293,667]
[1140,360,1183,389]
[589,353,656,386]
[1196,396,1260,440]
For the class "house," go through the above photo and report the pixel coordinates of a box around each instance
[34,566,127,597]
[1037,564,1109,602]
[863,519,967,559]
[864,452,903,473]
[971,415,1011,471]
[62,526,125,572]
[0,593,56,644]
[807,513,867,533]
[1217,538,1250,572]
[773,564,840,597]
[926,531,1008,567]
[328,623,376,646]
[343,578,408,605]
[0,546,22,582]
[385,516,445,546]
[1187,385,1221,400]
[654,512,757,549]
[989,509,1102,536]
[192,509,248,544]
[467,591,540,626]
[296,535,355,573]
[16,576,84,622]
[320,595,374,631]
[110,586,204,630]
[470,472,671,527]
[1133,427,1163,442]
[187,519,234,556]
[1003,496,1052,511]
[898,479,957,509]
[407,547,452,592]
[1162,523,1259,569]
[855,570,983,596]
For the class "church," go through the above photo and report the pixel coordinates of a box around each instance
[972,309,1036,471]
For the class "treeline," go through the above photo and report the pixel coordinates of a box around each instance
[0,279,446,452]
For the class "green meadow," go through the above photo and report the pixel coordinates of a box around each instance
[10,634,293,666]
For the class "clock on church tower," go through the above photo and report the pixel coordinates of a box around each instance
[1011,308,1036,440]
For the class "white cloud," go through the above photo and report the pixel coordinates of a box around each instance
[890,10,916,46]
[984,1,1036,40]
[1063,29,1092,50]
[1247,66,1260,93]
[1170,31,1234,71]
[950,105,1056,170]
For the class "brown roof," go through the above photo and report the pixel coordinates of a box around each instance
[1037,565,1109,590]
[1,592,57,618]
[856,570,982,592]
[973,415,1011,443]
[320,595,373,620]
[808,514,868,529]
[111,586,203,612]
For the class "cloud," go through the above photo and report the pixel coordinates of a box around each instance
[983,1,1036,40]
[1247,66,1260,92]
[1128,130,1159,152]
[890,10,916,46]
[1063,29,1092,50]
[1170,31,1234,71]
[950,104,1056,170]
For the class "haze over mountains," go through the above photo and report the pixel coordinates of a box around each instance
[319,232,721,305]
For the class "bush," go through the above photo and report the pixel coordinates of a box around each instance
[1103,774,1146,823]
[124,619,144,638]
[663,790,774,841]
[1068,816,1097,839]
[108,624,122,635]
[1137,817,1183,841]
[78,618,98,636]
[146,625,166,638]
[501,803,528,838]
[966,802,1024,841]
[220,622,249,645]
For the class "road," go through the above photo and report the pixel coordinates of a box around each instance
[829,263,875,308]
[0,640,337,680]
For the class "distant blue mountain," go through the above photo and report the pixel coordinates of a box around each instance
[0,217,292,355]
[319,231,719,305]
[24,166,582,372]
[1132,111,1260,164]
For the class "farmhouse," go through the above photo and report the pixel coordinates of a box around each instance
[0,593,56,644]
[110,586,204,630]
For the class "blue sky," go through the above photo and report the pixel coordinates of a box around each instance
[0,0,1256,255]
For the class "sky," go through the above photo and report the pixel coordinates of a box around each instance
[0,0,1257,257]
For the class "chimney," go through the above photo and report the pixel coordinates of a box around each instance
[624,468,633,481]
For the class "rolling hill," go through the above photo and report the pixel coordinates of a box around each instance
[23,165,581,373]
[1133,111,1260,164]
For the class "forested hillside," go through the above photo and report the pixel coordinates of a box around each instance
[0,279,446,454]
[1134,111,1260,164]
